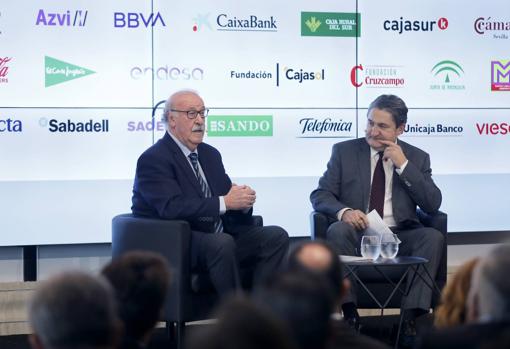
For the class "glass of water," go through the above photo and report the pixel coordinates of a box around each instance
[380,233,400,259]
[360,235,381,260]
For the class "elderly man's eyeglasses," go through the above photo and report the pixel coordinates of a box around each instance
[170,108,209,119]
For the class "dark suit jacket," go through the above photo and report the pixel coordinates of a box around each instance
[310,137,441,228]
[415,320,510,349]
[132,132,252,233]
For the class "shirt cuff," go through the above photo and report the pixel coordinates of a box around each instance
[337,208,352,221]
[219,196,226,214]
[395,159,409,175]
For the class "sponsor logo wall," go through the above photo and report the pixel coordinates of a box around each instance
[0,0,509,244]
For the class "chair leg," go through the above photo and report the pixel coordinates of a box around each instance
[176,322,185,349]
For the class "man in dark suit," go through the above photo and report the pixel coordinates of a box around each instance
[310,95,443,340]
[132,90,289,295]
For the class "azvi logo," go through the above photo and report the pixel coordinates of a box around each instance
[36,9,88,27]
[491,60,510,91]
[430,60,465,90]
[45,56,95,87]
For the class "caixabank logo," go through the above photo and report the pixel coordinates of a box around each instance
[383,17,448,34]
[0,118,22,133]
[45,56,95,87]
[39,117,109,133]
[474,17,509,39]
[350,64,405,88]
[301,12,360,37]
[0,56,11,84]
[430,60,465,91]
[36,9,88,27]
[215,13,277,32]
[207,115,273,137]
[491,60,510,91]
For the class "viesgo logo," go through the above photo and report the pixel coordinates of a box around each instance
[383,17,448,34]
[0,57,11,84]
[350,64,405,88]
[474,17,509,39]
[36,9,88,27]
[114,12,166,28]
[476,122,510,135]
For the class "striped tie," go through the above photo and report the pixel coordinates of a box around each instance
[188,152,223,233]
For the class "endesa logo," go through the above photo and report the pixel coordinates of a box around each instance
[39,118,109,133]
[383,17,448,34]
[404,123,463,136]
[0,118,22,132]
[298,117,353,138]
[474,17,509,39]
[216,14,277,32]
[276,63,325,86]
[0,56,11,84]
[350,64,405,88]
[114,12,166,28]
[130,66,204,80]
[36,9,88,27]
[476,122,510,135]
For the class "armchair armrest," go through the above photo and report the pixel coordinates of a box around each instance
[310,211,336,240]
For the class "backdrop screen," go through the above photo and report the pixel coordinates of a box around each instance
[1,0,509,245]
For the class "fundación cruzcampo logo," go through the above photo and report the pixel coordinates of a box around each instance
[301,12,360,37]
[430,60,465,90]
[45,56,95,87]
[491,60,510,91]
[207,115,273,137]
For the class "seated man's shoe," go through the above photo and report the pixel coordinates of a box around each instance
[398,319,417,348]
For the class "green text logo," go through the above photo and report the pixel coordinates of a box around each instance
[207,115,273,137]
[430,60,465,91]
[301,12,360,37]
[45,56,95,87]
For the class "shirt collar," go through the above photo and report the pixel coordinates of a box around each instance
[168,130,198,157]
[370,139,399,158]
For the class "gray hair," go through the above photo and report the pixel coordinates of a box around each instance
[29,271,119,349]
[161,89,202,125]
[470,244,510,321]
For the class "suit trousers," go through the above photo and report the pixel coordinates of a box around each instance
[327,221,443,311]
[191,225,289,295]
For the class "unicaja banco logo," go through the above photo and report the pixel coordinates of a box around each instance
[301,12,360,37]
[0,57,12,84]
[491,60,510,91]
[45,56,95,87]
[430,60,465,90]
[207,115,273,137]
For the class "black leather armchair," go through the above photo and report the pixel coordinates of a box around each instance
[111,213,263,348]
[310,209,447,308]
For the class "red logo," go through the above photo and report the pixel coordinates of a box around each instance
[0,57,11,83]
[350,64,363,87]
[438,17,448,30]
[476,122,510,135]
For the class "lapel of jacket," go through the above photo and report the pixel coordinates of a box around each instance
[391,139,409,215]
[357,139,371,212]
[163,132,204,197]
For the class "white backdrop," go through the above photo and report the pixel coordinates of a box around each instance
[0,0,509,245]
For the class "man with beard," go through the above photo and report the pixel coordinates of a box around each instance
[131,90,289,296]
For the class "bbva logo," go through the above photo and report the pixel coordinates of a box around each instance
[114,12,166,28]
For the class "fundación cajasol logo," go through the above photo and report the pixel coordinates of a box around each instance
[207,115,273,137]
[491,60,510,91]
[301,12,360,37]
[430,60,465,90]
[45,56,95,87]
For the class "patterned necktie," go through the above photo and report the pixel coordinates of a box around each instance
[369,151,385,219]
[188,152,223,233]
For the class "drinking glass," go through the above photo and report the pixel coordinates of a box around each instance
[360,235,381,260]
[380,233,399,259]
